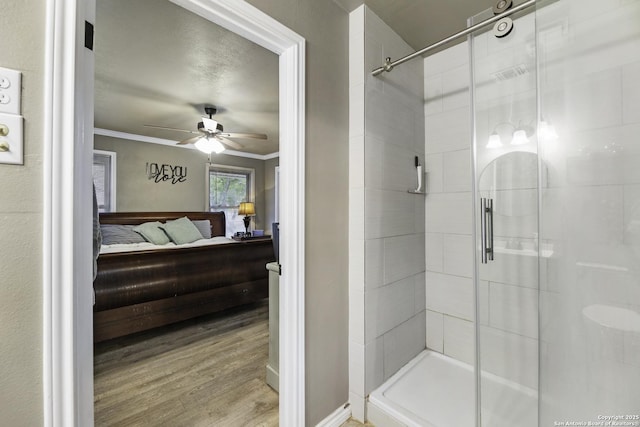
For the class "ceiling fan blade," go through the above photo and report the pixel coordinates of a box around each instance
[177,135,202,145]
[217,136,244,150]
[221,132,267,140]
[144,124,200,135]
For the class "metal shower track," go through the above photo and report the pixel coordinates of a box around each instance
[371,0,536,76]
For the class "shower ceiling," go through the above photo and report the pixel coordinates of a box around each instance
[335,0,500,51]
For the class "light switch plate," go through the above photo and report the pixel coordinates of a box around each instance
[0,113,24,165]
[0,67,22,115]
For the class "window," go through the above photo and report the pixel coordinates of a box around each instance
[93,150,116,212]
[208,165,255,236]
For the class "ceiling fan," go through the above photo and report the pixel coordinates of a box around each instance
[144,106,267,154]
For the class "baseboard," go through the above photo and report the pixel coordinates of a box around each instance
[266,363,279,392]
[315,403,351,427]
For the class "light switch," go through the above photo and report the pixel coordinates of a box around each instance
[0,67,21,115]
[0,112,24,165]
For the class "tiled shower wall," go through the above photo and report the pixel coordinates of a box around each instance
[349,5,425,421]
[423,42,475,365]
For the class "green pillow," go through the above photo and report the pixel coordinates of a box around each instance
[133,221,171,245]
[159,217,203,244]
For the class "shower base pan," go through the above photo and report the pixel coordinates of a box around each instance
[368,350,537,427]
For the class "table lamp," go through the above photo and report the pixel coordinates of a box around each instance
[238,202,255,236]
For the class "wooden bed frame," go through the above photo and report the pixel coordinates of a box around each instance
[93,211,275,342]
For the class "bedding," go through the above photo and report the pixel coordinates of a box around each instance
[93,211,275,342]
[99,236,234,254]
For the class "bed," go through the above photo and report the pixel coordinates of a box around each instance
[93,211,275,342]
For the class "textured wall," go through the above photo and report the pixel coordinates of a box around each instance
[0,0,46,424]
[94,135,270,231]
[245,1,350,425]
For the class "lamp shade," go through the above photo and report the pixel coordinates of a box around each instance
[238,202,255,216]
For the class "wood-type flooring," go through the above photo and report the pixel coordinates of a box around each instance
[94,301,278,426]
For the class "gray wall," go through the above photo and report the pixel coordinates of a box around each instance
[245,1,350,425]
[0,0,45,425]
[94,135,271,231]
[0,0,348,425]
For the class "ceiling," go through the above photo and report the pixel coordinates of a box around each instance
[95,0,279,156]
[336,0,499,51]
[96,0,499,156]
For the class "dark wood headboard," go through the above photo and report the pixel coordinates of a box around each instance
[99,211,226,237]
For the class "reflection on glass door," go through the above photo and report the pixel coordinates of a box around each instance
[470,8,540,427]
[536,0,640,424]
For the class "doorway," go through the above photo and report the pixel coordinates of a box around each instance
[43,0,306,425]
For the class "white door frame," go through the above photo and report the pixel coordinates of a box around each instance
[43,0,306,425]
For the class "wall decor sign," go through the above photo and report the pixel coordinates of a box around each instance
[146,162,187,184]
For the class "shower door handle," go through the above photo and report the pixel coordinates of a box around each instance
[481,198,494,264]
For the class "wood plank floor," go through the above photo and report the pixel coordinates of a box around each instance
[94,301,278,427]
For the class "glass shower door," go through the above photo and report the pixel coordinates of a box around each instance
[470,7,540,427]
[536,0,640,424]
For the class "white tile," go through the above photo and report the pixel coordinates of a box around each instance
[349,238,365,292]
[383,313,426,380]
[478,250,539,289]
[478,280,490,325]
[424,74,443,116]
[384,233,425,284]
[349,345,365,394]
[349,32,365,87]
[443,149,471,193]
[442,64,470,112]
[426,310,444,353]
[425,272,474,321]
[365,337,385,393]
[443,315,475,365]
[414,195,426,234]
[624,184,640,246]
[425,192,472,235]
[425,153,443,194]
[349,83,365,137]
[489,282,538,339]
[349,135,364,189]
[566,67,622,132]
[491,188,538,239]
[424,41,469,77]
[563,3,640,76]
[425,232,443,272]
[349,289,365,345]
[364,238,384,290]
[364,134,384,189]
[623,60,640,124]
[414,272,426,314]
[443,234,473,278]
[365,276,416,340]
[425,107,471,154]
[383,142,419,192]
[349,187,365,239]
[624,330,640,368]
[349,391,366,422]
[479,325,538,389]
[365,189,416,238]
[567,185,624,245]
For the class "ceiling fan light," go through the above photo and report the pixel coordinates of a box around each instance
[195,136,225,154]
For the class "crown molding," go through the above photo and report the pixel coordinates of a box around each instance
[94,128,279,161]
